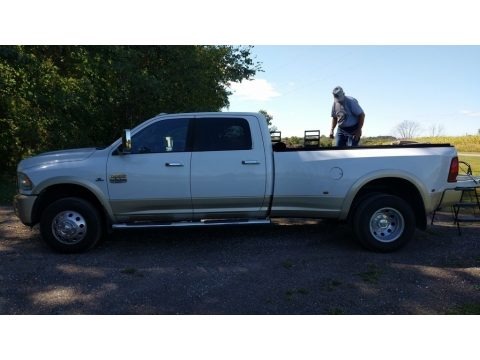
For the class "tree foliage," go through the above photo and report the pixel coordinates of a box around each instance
[258,109,277,132]
[283,136,302,147]
[0,45,260,172]
[258,109,273,126]
[361,136,397,145]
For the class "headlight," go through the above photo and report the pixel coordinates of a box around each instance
[18,173,33,191]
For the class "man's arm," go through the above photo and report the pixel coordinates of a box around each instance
[330,117,338,139]
[354,113,365,140]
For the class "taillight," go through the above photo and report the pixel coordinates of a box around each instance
[448,157,458,182]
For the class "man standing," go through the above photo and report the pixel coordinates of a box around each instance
[329,86,365,147]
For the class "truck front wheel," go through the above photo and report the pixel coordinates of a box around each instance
[353,193,415,252]
[40,197,102,253]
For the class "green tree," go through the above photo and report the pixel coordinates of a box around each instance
[284,136,302,147]
[259,109,273,127]
[0,45,261,173]
[258,109,277,132]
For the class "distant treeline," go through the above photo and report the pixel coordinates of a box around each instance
[0,45,260,172]
[281,135,397,148]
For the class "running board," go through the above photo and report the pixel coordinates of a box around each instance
[112,219,271,229]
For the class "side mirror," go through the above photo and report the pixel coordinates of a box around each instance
[121,129,132,154]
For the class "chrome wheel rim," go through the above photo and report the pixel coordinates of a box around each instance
[51,210,87,245]
[369,207,404,243]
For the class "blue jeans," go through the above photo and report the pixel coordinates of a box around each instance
[335,127,360,147]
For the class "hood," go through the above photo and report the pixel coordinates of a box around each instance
[18,147,98,171]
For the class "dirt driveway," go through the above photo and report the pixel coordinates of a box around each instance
[1,206,479,314]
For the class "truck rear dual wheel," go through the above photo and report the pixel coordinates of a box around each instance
[40,197,103,253]
[353,193,415,252]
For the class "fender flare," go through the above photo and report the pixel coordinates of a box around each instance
[339,169,430,220]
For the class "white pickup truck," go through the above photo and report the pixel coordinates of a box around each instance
[14,112,462,253]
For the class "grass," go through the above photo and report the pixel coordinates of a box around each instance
[446,303,480,315]
[457,155,480,176]
[415,135,480,153]
[0,174,16,205]
[357,264,382,284]
[361,135,480,151]
[285,288,309,300]
[363,134,480,154]
[324,279,343,291]
[327,308,344,315]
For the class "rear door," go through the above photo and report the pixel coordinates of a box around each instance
[190,115,268,219]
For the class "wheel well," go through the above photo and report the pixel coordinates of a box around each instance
[32,184,107,226]
[349,177,427,230]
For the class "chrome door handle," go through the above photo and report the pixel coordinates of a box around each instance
[242,160,260,165]
[165,162,184,167]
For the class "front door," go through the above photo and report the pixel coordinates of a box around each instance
[106,117,192,222]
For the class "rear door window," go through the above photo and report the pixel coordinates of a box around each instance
[193,118,252,151]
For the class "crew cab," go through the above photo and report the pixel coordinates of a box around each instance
[14,112,462,252]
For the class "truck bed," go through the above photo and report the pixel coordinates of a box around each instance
[273,143,453,152]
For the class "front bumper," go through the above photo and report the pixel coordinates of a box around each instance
[13,194,37,226]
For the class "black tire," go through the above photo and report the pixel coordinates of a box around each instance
[352,193,415,252]
[40,197,102,253]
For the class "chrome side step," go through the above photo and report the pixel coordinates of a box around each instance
[112,219,271,229]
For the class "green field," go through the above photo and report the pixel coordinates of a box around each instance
[415,135,480,153]
[362,134,480,175]
[458,155,480,176]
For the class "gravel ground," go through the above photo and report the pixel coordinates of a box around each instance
[1,205,479,314]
